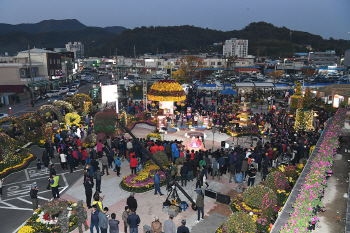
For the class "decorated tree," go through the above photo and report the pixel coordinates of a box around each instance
[290,82,302,111]
[303,87,312,109]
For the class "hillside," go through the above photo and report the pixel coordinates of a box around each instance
[0,27,116,55]
[100,22,349,58]
[0,19,87,34]
[0,20,348,58]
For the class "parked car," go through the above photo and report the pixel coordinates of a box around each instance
[0,113,8,119]
[59,87,69,94]
[94,79,101,84]
[45,90,61,98]
[72,80,80,89]
[80,79,88,85]
[66,89,78,96]
[48,95,64,102]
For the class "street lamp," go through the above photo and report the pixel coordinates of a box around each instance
[284,58,287,76]
[212,126,216,150]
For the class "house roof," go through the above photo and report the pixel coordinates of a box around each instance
[17,48,58,54]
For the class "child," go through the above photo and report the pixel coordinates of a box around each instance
[36,159,42,172]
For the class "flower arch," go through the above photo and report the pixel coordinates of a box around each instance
[74,93,92,102]
[0,132,15,163]
[0,116,29,141]
[52,100,74,113]
[35,105,65,123]
[64,97,84,111]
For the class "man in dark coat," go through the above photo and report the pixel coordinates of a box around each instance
[67,151,75,173]
[127,192,138,211]
[84,178,93,208]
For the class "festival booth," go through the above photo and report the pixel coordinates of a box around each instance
[147,79,186,131]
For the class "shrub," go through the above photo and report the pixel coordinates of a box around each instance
[265,171,288,193]
[260,191,277,221]
[136,112,146,120]
[148,151,170,167]
[242,185,275,209]
[225,211,257,233]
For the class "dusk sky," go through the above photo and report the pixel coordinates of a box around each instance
[1,0,349,40]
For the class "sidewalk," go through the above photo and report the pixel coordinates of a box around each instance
[61,124,264,233]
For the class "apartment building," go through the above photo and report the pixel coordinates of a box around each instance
[308,50,339,66]
[66,42,84,59]
[223,38,248,57]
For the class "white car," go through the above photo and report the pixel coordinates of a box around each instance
[45,90,61,98]
[66,89,78,96]
[59,87,69,94]
[0,113,8,120]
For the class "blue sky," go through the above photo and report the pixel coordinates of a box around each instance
[1,0,349,39]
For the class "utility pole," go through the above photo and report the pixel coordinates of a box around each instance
[28,45,34,103]
[133,45,136,58]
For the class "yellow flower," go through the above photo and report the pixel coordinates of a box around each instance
[36,219,40,222]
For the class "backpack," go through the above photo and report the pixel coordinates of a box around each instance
[236,173,243,183]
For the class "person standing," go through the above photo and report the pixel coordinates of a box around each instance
[29,184,38,211]
[50,174,60,199]
[0,178,4,197]
[114,157,121,177]
[195,189,204,223]
[127,192,138,211]
[154,170,164,196]
[163,214,176,233]
[109,213,120,233]
[67,151,75,173]
[122,206,130,233]
[127,209,140,233]
[229,163,236,183]
[94,168,104,193]
[90,205,100,233]
[130,154,138,174]
[84,178,93,209]
[49,164,56,178]
[42,151,50,173]
[98,207,109,233]
[59,151,68,171]
[177,219,190,233]
[180,162,188,187]
[151,216,162,233]
[101,153,109,175]
[247,164,257,186]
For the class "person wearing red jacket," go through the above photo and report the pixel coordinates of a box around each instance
[81,147,88,166]
[76,137,81,147]
[158,143,164,152]
[130,153,138,174]
[150,143,158,154]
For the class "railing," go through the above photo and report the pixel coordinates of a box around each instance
[271,117,333,232]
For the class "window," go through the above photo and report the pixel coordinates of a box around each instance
[50,59,52,64]
[217,62,222,65]
[211,62,215,65]
[158,62,161,65]
[167,62,170,65]
[50,70,54,75]
[57,59,60,64]
[20,69,26,76]
[53,59,56,64]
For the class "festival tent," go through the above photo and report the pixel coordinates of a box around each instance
[198,84,218,90]
[221,88,238,95]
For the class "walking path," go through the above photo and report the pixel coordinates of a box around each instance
[62,124,264,233]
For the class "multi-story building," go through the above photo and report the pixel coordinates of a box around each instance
[223,38,248,57]
[15,48,62,81]
[66,42,84,59]
[308,50,339,66]
[344,49,350,67]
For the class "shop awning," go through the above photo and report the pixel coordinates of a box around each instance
[254,83,274,87]
[28,81,47,87]
[235,68,260,72]
[235,82,255,87]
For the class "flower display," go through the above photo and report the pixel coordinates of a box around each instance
[0,153,35,178]
[65,112,81,126]
[242,185,275,210]
[51,100,74,113]
[148,79,186,102]
[146,133,162,141]
[280,108,346,233]
[19,199,79,233]
[225,211,257,233]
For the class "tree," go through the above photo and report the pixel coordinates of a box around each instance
[303,87,312,109]
[300,68,318,83]
[267,70,284,83]
[175,55,204,84]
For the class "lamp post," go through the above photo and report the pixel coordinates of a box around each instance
[212,126,216,150]
[284,58,287,76]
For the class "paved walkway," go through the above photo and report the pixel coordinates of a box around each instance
[62,124,264,233]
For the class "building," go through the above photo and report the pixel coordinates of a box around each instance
[223,38,248,58]
[66,42,84,59]
[0,59,52,105]
[344,49,350,67]
[308,50,339,66]
[15,48,62,81]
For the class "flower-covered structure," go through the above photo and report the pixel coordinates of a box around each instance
[148,79,186,102]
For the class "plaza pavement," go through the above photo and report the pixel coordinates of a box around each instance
[63,123,264,233]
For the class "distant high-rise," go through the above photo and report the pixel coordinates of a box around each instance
[223,38,248,57]
[66,42,84,59]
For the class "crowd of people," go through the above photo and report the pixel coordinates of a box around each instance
[25,86,332,233]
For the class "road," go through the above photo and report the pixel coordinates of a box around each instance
[0,73,111,232]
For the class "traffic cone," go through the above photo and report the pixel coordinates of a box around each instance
[9,107,12,114]
[29,101,31,107]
